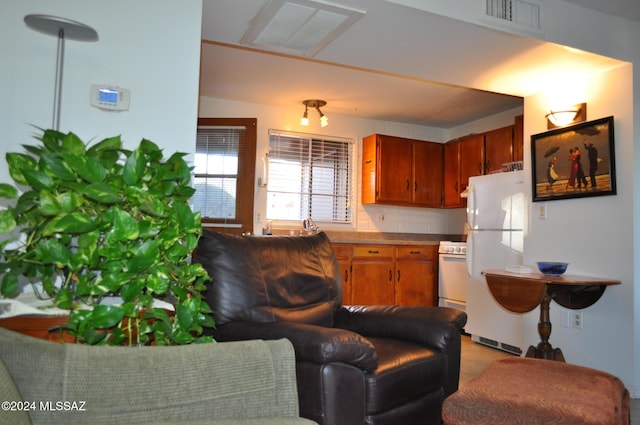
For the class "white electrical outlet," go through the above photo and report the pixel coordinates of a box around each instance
[572,311,583,329]
[256,212,263,223]
[377,214,385,222]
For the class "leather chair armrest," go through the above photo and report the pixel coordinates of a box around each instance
[333,305,467,351]
[213,321,379,371]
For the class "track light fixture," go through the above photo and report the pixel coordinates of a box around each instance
[301,99,328,127]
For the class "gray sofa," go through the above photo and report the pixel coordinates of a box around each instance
[0,328,317,425]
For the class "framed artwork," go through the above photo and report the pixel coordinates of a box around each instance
[531,116,616,202]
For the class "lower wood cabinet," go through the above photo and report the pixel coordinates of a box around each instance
[332,243,438,306]
[395,245,438,306]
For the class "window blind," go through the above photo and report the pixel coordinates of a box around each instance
[193,126,245,221]
[267,130,353,224]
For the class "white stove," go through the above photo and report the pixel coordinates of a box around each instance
[438,241,467,256]
[438,241,467,313]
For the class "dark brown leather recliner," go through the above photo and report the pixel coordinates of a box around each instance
[195,231,467,425]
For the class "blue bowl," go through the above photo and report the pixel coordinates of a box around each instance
[537,262,568,276]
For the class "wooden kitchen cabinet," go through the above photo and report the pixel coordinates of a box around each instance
[484,125,514,174]
[443,140,462,208]
[351,245,395,305]
[395,245,438,306]
[413,140,443,207]
[443,134,483,208]
[362,134,442,207]
[513,115,524,162]
[332,243,438,307]
[443,119,522,208]
[459,133,485,186]
[332,243,353,304]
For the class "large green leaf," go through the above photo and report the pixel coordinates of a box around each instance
[88,304,124,329]
[57,191,83,213]
[43,212,97,235]
[40,152,77,181]
[175,302,194,330]
[61,132,86,156]
[38,190,61,216]
[0,183,18,199]
[123,148,145,186]
[65,153,107,183]
[174,201,196,230]
[83,182,122,204]
[127,255,154,273]
[34,238,72,266]
[6,153,37,186]
[0,273,19,297]
[22,169,54,191]
[108,208,139,241]
[0,209,16,233]
[139,139,163,161]
[87,135,122,155]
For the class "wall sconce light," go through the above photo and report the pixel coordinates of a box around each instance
[546,102,587,129]
[301,99,328,127]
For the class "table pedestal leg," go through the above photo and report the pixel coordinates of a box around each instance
[525,292,565,362]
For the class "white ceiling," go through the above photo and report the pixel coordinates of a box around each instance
[199,0,632,128]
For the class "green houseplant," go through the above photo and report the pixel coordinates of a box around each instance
[0,129,214,345]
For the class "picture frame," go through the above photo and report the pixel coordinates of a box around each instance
[531,116,616,202]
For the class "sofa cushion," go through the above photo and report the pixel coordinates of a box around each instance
[0,329,304,425]
[0,358,32,425]
[196,231,341,327]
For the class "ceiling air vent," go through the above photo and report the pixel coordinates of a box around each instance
[241,0,365,57]
[483,0,543,34]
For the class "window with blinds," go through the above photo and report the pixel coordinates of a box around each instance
[267,130,353,224]
[193,118,256,233]
[193,126,243,221]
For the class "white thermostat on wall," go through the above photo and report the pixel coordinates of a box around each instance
[90,84,130,111]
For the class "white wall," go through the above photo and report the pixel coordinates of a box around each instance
[522,64,635,391]
[0,0,203,188]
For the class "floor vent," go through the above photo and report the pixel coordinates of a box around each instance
[474,336,523,356]
[483,0,543,34]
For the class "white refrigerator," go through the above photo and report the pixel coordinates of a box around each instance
[465,170,527,355]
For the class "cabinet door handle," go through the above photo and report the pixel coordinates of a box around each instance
[397,270,401,281]
[414,181,417,192]
[406,179,410,190]
[389,270,393,282]
[477,162,483,174]
[410,250,421,255]
[368,250,379,254]
[365,159,372,164]
[454,181,458,192]
[344,268,349,282]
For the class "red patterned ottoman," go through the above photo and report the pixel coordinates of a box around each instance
[442,357,630,425]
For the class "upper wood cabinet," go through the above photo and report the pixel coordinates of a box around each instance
[362,134,443,208]
[443,134,484,208]
[443,119,521,209]
[513,115,524,162]
[484,125,514,174]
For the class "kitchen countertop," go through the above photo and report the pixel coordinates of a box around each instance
[271,229,465,245]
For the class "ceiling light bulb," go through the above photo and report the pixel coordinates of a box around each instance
[320,114,329,127]
[300,107,309,126]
